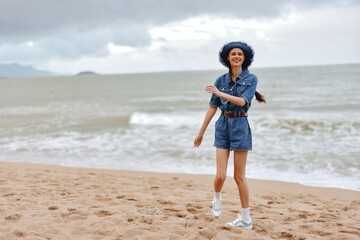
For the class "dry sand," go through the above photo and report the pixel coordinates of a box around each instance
[0,161,359,240]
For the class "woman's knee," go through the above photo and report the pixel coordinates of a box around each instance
[234,175,246,186]
[215,174,226,184]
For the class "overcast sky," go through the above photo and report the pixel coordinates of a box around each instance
[1,0,359,74]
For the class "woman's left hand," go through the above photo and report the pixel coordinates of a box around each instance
[205,85,221,96]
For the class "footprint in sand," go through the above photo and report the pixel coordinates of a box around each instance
[175,213,187,218]
[5,213,22,221]
[186,207,200,214]
[267,200,283,205]
[163,207,187,218]
[61,212,88,221]
[283,216,296,221]
[13,230,26,237]
[203,216,214,222]
[157,199,175,205]
[140,216,153,224]
[95,210,113,217]
[300,224,311,230]
[280,231,293,238]
[126,197,138,202]
[68,214,88,221]
[116,195,126,199]
[4,192,15,197]
[199,229,216,239]
[186,203,204,214]
[339,229,360,236]
[186,184,193,188]
[95,194,112,202]
[319,213,337,219]
[230,209,238,214]
[298,211,316,219]
[255,227,269,235]
[164,207,180,213]
[61,211,88,221]
[312,230,333,237]
[135,203,144,208]
[60,191,71,196]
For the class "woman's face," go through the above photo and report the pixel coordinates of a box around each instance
[227,48,245,68]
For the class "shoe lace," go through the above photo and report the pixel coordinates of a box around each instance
[212,198,222,210]
[232,215,243,225]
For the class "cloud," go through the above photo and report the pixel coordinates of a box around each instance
[1,0,354,43]
[0,0,358,71]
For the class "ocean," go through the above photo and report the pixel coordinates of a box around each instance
[1,64,359,190]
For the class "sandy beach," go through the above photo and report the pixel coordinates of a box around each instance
[0,162,359,240]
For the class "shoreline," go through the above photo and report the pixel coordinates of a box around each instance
[2,160,359,192]
[1,161,359,239]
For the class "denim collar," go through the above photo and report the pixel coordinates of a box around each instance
[226,68,250,83]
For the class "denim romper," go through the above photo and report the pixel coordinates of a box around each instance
[209,69,258,151]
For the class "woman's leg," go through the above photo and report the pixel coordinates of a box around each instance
[211,148,230,218]
[233,150,249,208]
[225,150,253,228]
[214,148,230,192]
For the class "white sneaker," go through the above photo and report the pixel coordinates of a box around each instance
[211,197,222,219]
[225,215,252,229]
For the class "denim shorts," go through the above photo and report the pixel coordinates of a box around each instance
[214,115,252,151]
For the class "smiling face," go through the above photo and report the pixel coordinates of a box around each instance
[227,48,245,68]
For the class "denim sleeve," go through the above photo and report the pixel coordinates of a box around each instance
[241,76,258,109]
[209,77,221,107]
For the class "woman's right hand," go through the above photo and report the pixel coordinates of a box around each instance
[194,134,203,147]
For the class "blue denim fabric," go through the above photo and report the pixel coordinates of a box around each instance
[209,69,258,150]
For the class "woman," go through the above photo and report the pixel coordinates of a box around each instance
[194,41,265,229]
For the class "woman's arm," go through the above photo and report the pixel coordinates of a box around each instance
[205,85,247,107]
[194,106,217,147]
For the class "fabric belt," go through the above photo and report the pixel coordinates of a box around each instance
[221,111,248,117]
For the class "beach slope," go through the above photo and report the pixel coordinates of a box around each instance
[0,162,359,240]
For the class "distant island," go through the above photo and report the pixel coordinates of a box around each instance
[0,63,54,78]
[76,71,99,76]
